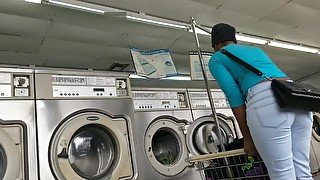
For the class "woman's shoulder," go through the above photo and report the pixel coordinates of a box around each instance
[226,44,261,51]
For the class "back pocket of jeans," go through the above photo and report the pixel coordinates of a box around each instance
[254,102,287,128]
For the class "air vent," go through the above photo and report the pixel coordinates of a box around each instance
[107,62,129,71]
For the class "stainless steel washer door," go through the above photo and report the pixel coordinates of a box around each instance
[145,117,190,177]
[68,125,116,179]
[0,144,7,179]
[0,124,23,180]
[186,115,235,156]
[50,111,133,180]
[313,112,320,141]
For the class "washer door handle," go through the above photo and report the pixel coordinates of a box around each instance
[57,148,69,159]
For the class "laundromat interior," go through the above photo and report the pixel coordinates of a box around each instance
[0,0,320,179]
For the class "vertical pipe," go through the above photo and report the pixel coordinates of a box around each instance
[190,17,225,152]
[190,17,233,178]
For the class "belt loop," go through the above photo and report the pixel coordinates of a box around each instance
[247,88,252,102]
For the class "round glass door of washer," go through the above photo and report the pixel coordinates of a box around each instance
[186,115,235,155]
[145,118,190,177]
[0,144,6,179]
[68,125,116,179]
[151,128,181,166]
[50,112,133,180]
[313,113,320,141]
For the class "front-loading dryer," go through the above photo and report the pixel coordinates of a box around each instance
[0,67,37,180]
[131,88,235,180]
[35,68,136,180]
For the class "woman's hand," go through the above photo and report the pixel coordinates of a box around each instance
[244,136,259,156]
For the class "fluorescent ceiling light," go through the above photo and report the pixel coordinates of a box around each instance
[25,0,42,3]
[236,34,268,44]
[161,75,191,81]
[48,0,105,14]
[268,41,319,53]
[126,15,188,29]
[129,74,147,79]
[189,27,210,36]
[189,28,268,45]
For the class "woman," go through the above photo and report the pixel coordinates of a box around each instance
[208,23,313,179]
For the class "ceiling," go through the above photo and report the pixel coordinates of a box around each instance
[0,0,319,87]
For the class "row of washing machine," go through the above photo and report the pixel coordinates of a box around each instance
[0,67,319,180]
[132,88,320,179]
[131,87,243,179]
[0,66,241,180]
[0,67,135,180]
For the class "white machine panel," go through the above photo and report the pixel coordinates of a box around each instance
[0,85,12,97]
[0,73,11,83]
[133,90,188,110]
[188,91,230,109]
[190,99,228,109]
[52,75,116,86]
[189,91,226,99]
[52,86,117,97]
[133,91,178,99]
[134,99,180,110]
[15,88,29,97]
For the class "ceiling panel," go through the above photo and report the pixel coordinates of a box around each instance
[196,9,259,33]
[265,2,319,28]
[0,35,42,53]
[222,0,288,21]
[188,0,226,8]
[274,28,320,47]
[293,0,320,11]
[38,38,109,67]
[260,45,320,79]
[0,51,37,66]
[143,0,215,22]
[245,19,289,38]
[0,0,56,20]
[47,22,127,46]
[0,13,51,36]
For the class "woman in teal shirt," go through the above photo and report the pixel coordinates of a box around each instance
[209,23,313,179]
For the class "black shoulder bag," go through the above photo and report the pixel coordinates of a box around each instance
[220,49,320,111]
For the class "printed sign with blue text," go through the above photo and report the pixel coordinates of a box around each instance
[130,47,178,78]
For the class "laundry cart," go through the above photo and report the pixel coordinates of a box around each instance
[188,149,270,180]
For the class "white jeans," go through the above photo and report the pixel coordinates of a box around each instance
[246,81,313,180]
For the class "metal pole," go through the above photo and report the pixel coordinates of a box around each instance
[190,17,226,152]
[194,24,211,34]
[190,17,233,178]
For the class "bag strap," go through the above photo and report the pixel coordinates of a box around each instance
[220,49,269,79]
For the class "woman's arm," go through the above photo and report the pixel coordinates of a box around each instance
[209,57,258,155]
[232,105,258,155]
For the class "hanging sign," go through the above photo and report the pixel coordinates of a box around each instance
[130,46,178,78]
[189,51,215,80]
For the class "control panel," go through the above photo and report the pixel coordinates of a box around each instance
[133,91,189,110]
[51,75,128,98]
[0,73,31,98]
[52,86,117,97]
[188,90,230,109]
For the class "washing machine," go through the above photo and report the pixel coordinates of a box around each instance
[0,67,38,180]
[310,112,320,177]
[187,89,243,140]
[35,68,137,180]
[131,88,235,180]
